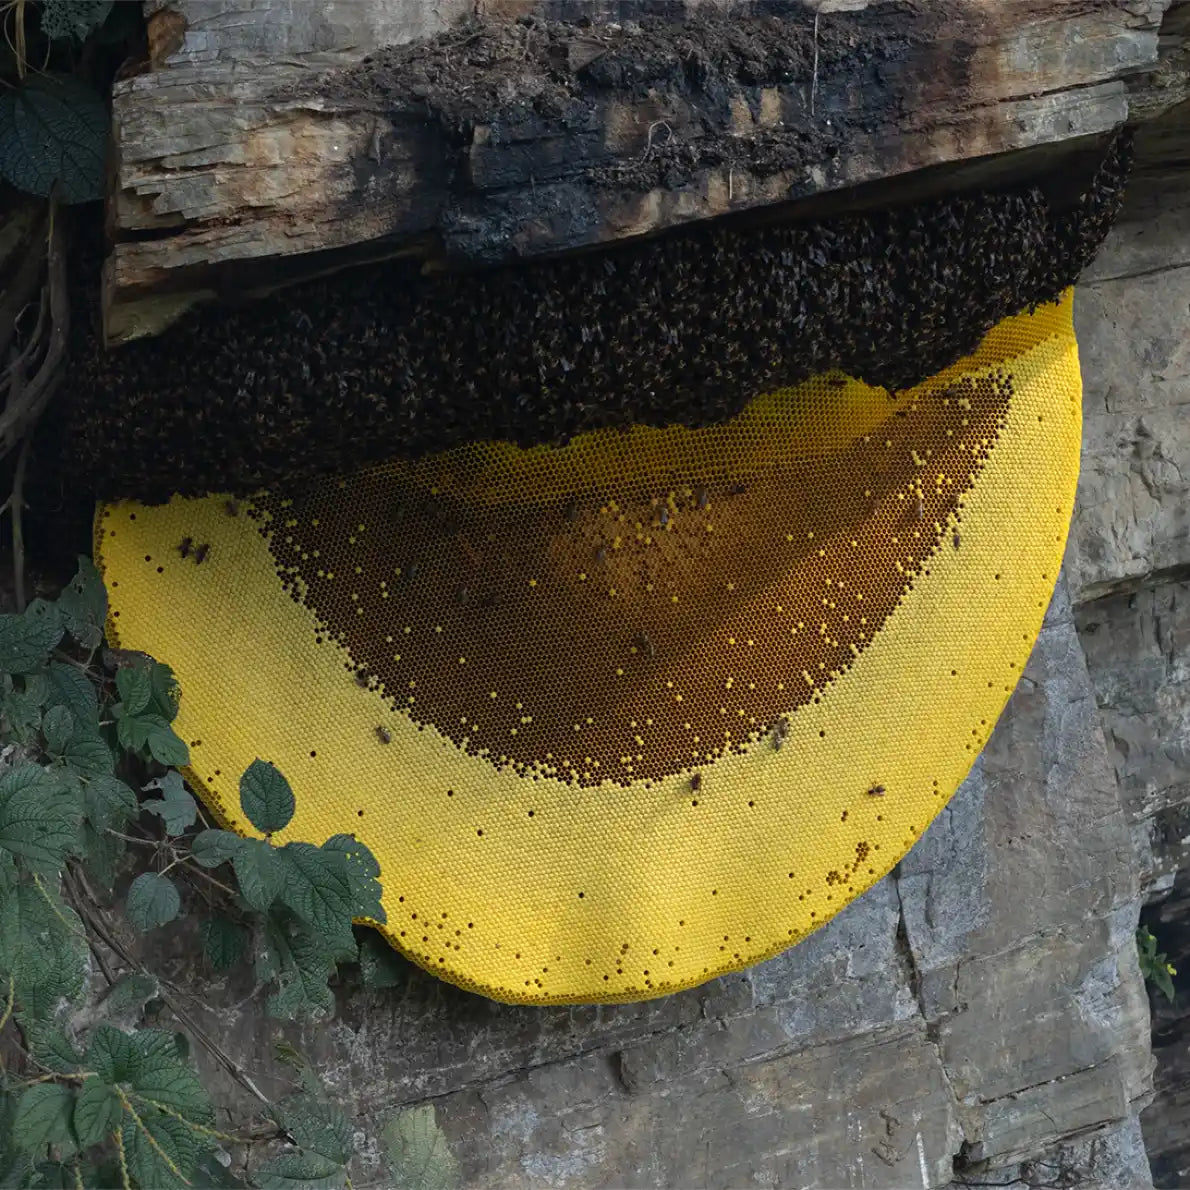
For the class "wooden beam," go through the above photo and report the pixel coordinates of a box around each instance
[104,1,1168,344]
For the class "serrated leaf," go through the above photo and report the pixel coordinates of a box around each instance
[122,1108,199,1190]
[254,1150,345,1190]
[0,602,62,674]
[0,764,81,867]
[201,915,247,971]
[83,775,137,832]
[45,663,98,726]
[148,721,189,767]
[61,731,112,779]
[148,662,180,722]
[190,829,242,869]
[240,760,295,834]
[20,1020,82,1074]
[129,1057,213,1126]
[277,844,356,961]
[274,1094,352,1166]
[0,75,107,204]
[233,838,285,912]
[358,931,406,990]
[125,873,180,932]
[40,0,113,42]
[381,1105,460,1190]
[57,557,107,650]
[13,1083,76,1154]
[73,1079,120,1148]
[0,880,87,1016]
[142,773,196,836]
[322,835,384,923]
[260,914,336,1021]
[85,1025,136,1083]
[115,667,151,717]
[41,705,74,755]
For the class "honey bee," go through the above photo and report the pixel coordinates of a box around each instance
[595,546,608,564]
[455,585,469,605]
[635,631,655,659]
[867,784,886,797]
[771,716,790,750]
[690,772,702,792]
[729,482,748,496]
[953,531,961,550]
[914,495,924,521]
[695,488,709,510]
[375,726,392,744]
[178,537,193,559]
[563,498,580,523]
[658,508,670,528]
[194,543,210,564]
[224,499,240,516]
[354,672,369,688]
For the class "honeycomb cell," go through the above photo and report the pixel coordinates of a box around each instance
[96,292,1081,1005]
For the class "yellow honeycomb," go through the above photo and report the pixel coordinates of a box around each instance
[96,291,1081,1004]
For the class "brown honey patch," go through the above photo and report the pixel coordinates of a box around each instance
[254,373,1010,786]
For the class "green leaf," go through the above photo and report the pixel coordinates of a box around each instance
[87,1027,212,1129]
[0,75,107,204]
[125,873,181,931]
[20,1020,82,1074]
[277,844,356,961]
[122,1108,200,1190]
[23,673,49,707]
[0,602,62,673]
[142,773,197,836]
[61,731,113,779]
[240,761,295,834]
[260,913,336,1021]
[103,971,159,1019]
[274,1094,352,1166]
[233,838,285,912]
[147,717,190,767]
[83,775,137,832]
[73,1080,120,1149]
[13,1083,76,1154]
[254,1151,345,1190]
[129,1056,213,1126]
[81,822,123,888]
[190,829,243,869]
[0,879,87,1016]
[45,663,98,726]
[115,668,151,717]
[148,663,180,722]
[381,1104,460,1190]
[57,558,107,650]
[41,705,74,755]
[0,764,81,867]
[201,915,247,971]
[321,835,385,924]
[358,931,406,990]
[39,0,114,42]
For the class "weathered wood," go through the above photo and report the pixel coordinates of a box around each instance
[104,0,1169,344]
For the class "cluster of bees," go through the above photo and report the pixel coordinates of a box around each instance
[58,135,1129,505]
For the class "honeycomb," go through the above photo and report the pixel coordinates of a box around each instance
[97,292,1081,1005]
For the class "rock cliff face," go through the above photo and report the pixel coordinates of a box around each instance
[140,134,1189,1190]
[100,7,1190,1186]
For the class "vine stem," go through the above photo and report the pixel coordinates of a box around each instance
[112,1120,132,1190]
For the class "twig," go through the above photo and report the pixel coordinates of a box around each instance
[70,890,272,1108]
[0,211,47,384]
[62,871,115,985]
[11,432,31,611]
[811,12,820,119]
[0,974,13,1035]
[0,201,68,459]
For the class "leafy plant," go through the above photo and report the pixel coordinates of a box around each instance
[0,560,397,1187]
[1137,925,1177,1003]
